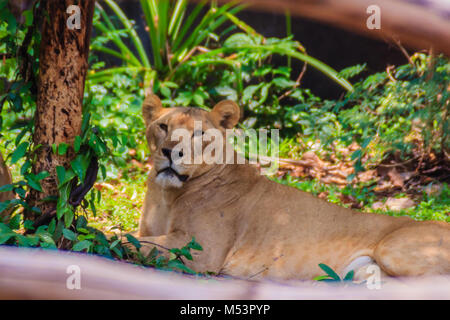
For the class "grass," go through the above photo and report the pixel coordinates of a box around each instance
[87,165,147,233]
[274,175,450,223]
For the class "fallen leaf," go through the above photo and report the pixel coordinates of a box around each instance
[372,201,385,210]
[385,197,415,211]
[387,168,404,188]
[374,180,394,192]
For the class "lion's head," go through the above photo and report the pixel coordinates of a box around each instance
[142,94,240,189]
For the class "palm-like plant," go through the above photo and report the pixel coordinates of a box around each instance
[90,0,352,93]
[91,0,245,87]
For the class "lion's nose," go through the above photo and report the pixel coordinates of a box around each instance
[162,148,172,160]
[162,148,183,160]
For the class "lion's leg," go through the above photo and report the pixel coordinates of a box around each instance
[343,256,389,282]
[373,222,450,277]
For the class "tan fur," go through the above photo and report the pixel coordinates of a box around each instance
[137,95,450,280]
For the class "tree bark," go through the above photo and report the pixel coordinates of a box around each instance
[27,0,95,220]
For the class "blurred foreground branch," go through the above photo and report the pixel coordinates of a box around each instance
[205,0,450,56]
[0,247,449,299]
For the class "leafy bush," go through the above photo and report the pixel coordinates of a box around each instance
[91,0,352,115]
[330,55,447,174]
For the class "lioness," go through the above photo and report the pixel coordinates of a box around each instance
[137,94,450,280]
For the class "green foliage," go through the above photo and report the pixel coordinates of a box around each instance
[273,54,449,175]
[91,0,246,87]
[85,64,148,172]
[371,183,450,222]
[128,235,203,274]
[91,0,352,112]
[276,175,450,223]
[313,263,354,283]
[334,54,449,173]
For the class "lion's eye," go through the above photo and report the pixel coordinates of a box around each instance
[192,130,205,137]
[159,123,168,132]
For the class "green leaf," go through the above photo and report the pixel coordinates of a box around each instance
[95,232,110,247]
[0,184,15,192]
[273,77,296,88]
[47,219,56,234]
[0,201,11,214]
[0,233,15,245]
[64,209,74,228]
[89,199,97,217]
[100,164,106,180]
[167,259,196,274]
[17,234,40,247]
[20,160,31,176]
[74,136,82,153]
[188,237,203,251]
[61,169,76,187]
[57,183,70,219]
[11,142,29,165]
[71,155,87,182]
[160,85,171,98]
[125,234,142,249]
[313,275,332,281]
[193,93,204,106]
[109,239,121,249]
[8,214,22,230]
[35,171,50,181]
[37,232,56,246]
[73,240,92,252]
[180,247,193,260]
[62,228,77,241]
[343,270,354,281]
[81,113,91,135]
[25,174,43,192]
[77,228,90,235]
[52,220,64,241]
[338,64,366,79]
[111,246,123,259]
[24,220,35,231]
[242,84,263,102]
[76,216,88,230]
[318,263,341,281]
[58,143,69,155]
[14,187,26,198]
[56,166,66,186]
[224,32,254,48]
[351,149,363,161]
[23,9,33,26]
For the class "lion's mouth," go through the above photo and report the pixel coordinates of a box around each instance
[157,167,189,182]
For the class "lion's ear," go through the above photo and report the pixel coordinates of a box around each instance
[211,100,240,129]
[142,94,163,126]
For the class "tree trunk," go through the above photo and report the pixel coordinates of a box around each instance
[27,0,95,220]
